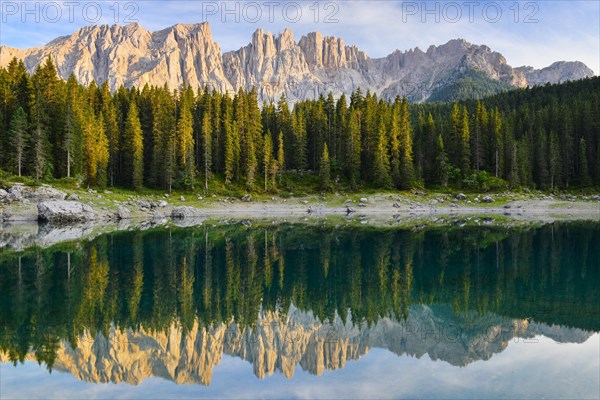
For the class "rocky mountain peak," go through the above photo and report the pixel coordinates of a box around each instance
[279,28,296,50]
[0,22,594,102]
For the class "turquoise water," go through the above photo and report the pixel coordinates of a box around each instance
[0,222,598,399]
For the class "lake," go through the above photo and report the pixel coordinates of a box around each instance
[0,221,598,399]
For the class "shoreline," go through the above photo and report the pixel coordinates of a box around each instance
[2,186,600,222]
[2,190,599,252]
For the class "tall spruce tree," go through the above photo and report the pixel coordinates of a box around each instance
[8,107,28,176]
[177,96,195,188]
[263,132,274,192]
[373,121,392,188]
[398,97,414,189]
[122,102,144,190]
[277,131,285,184]
[578,137,590,186]
[201,113,212,191]
[434,135,449,187]
[346,109,362,188]
[319,143,331,190]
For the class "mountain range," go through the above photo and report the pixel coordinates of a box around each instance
[0,22,594,102]
[0,305,592,385]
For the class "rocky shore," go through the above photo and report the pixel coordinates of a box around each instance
[1,183,599,252]
[2,183,599,224]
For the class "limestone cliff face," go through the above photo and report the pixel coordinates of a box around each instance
[515,61,594,86]
[0,23,233,92]
[0,23,593,102]
[1,305,592,385]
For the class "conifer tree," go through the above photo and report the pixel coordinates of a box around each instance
[292,111,308,170]
[30,92,50,181]
[448,103,462,168]
[373,121,392,188]
[276,94,292,165]
[509,142,520,187]
[263,132,274,192]
[152,87,177,191]
[9,107,28,176]
[346,109,362,187]
[210,90,223,172]
[277,131,285,184]
[319,143,331,190]
[122,102,144,190]
[95,113,109,189]
[246,88,262,187]
[223,114,235,184]
[460,106,471,176]
[101,82,119,186]
[398,97,414,189]
[32,57,62,178]
[434,135,449,187]
[488,107,503,177]
[177,97,195,188]
[472,102,488,172]
[82,110,109,188]
[63,82,80,179]
[221,95,236,184]
[390,110,401,187]
[549,131,561,190]
[534,126,549,188]
[201,113,212,191]
[578,137,590,186]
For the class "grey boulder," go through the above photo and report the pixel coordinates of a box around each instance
[171,206,205,219]
[116,206,131,220]
[66,193,80,201]
[38,201,96,223]
[7,185,66,203]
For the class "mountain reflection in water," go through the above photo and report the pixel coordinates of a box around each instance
[0,222,598,387]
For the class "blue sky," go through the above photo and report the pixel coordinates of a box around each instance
[0,1,599,74]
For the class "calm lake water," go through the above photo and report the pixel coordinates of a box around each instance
[0,222,599,399]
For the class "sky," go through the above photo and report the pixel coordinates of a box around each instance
[0,1,599,74]
[1,334,599,399]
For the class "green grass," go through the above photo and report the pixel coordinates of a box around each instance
[2,168,598,216]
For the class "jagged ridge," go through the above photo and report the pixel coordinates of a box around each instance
[0,22,594,102]
[0,305,592,385]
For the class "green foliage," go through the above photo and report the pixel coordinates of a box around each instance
[462,171,508,192]
[0,57,597,192]
[428,69,512,102]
